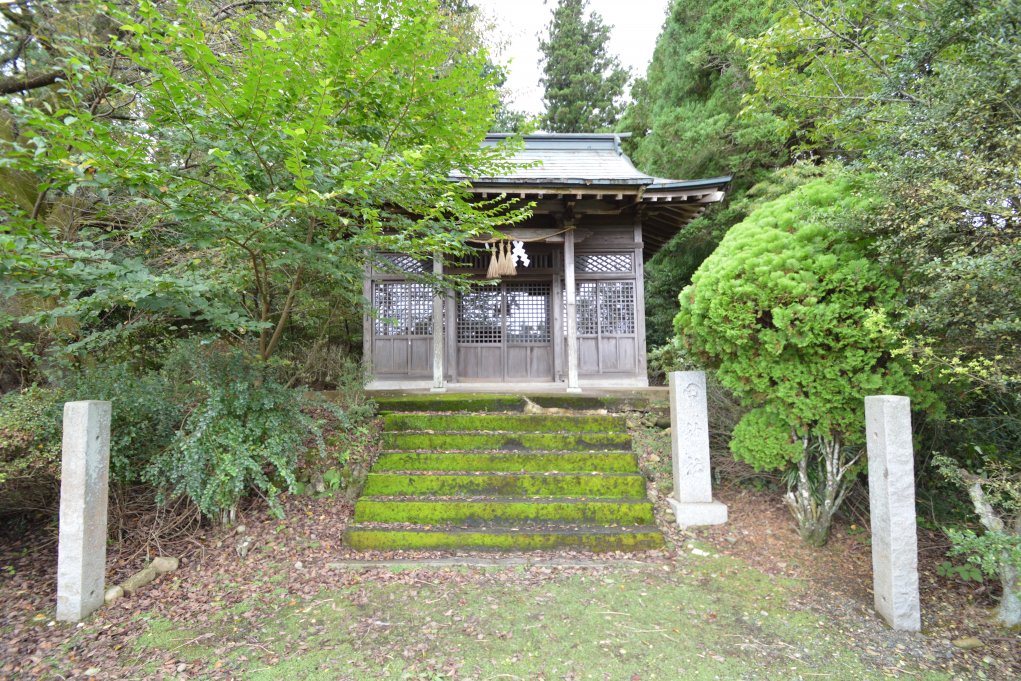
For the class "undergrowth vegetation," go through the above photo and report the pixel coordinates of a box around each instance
[0,338,376,534]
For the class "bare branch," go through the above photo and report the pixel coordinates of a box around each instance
[212,0,284,20]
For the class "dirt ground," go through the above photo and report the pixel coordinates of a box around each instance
[1,423,1018,679]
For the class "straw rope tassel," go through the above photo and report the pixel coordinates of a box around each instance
[486,243,499,279]
[497,241,507,276]
[500,240,517,277]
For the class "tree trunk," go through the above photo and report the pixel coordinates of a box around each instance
[966,479,1021,627]
[783,434,860,548]
[998,562,1021,627]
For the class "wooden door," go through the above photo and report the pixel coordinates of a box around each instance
[574,280,638,374]
[370,282,433,376]
[456,281,554,382]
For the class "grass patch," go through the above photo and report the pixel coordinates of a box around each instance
[129,558,950,680]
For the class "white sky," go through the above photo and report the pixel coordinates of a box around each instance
[473,0,672,117]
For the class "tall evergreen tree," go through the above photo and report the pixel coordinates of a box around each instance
[538,0,628,132]
[620,0,788,348]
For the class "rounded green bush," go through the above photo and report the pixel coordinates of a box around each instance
[676,175,931,468]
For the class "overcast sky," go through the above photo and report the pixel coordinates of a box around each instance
[473,0,672,117]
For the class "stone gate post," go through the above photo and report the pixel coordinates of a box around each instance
[865,395,921,632]
[56,401,111,622]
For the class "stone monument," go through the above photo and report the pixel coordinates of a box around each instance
[667,371,727,527]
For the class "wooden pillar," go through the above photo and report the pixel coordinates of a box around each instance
[431,253,445,392]
[362,262,373,381]
[564,227,580,392]
[634,219,649,384]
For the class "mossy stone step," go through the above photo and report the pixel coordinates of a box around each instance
[354,497,656,525]
[383,432,632,452]
[344,524,665,552]
[362,471,648,498]
[373,394,526,413]
[374,450,638,473]
[369,392,660,414]
[383,413,627,434]
[348,401,665,553]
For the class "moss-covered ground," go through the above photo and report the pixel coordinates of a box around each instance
[129,556,951,680]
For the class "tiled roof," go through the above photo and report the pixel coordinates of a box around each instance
[457,134,732,258]
[463,135,730,194]
[470,134,651,186]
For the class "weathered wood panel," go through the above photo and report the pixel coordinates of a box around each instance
[372,338,434,376]
[575,226,637,252]
[372,339,399,374]
[457,346,502,380]
[506,346,553,380]
[409,339,432,376]
[578,338,599,373]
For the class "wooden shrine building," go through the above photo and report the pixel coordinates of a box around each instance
[364,133,730,391]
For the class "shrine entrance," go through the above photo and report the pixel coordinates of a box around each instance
[456,280,555,382]
[363,133,731,391]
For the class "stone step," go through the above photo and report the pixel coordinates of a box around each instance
[369,392,660,414]
[383,413,627,434]
[362,471,648,498]
[344,523,665,552]
[353,496,656,525]
[383,431,632,452]
[374,450,638,473]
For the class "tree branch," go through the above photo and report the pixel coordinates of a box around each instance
[0,68,63,94]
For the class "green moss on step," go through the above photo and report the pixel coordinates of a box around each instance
[353,498,655,525]
[383,413,627,433]
[526,395,639,411]
[373,451,638,473]
[383,432,632,452]
[362,472,648,497]
[373,394,524,413]
[344,526,665,552]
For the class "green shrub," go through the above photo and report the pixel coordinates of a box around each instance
[0,385,64,486]
[676,173,935,546]
[63,364,182,485]
[146,343,332,524]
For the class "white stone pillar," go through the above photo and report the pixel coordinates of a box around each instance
[564,227,580,392]
[866,395,921,632]
[57,401,111,622]
[431,252,445,392]
[667,371,727,527]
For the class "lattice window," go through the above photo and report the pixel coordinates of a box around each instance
[373,283,433,336]
[597,281,636,334]
[506,283,550,344]
[575,253,633,274]
[457,288,502,344]
[575,282,599,335]
[376,253,427,274]
[569,281,635,336]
